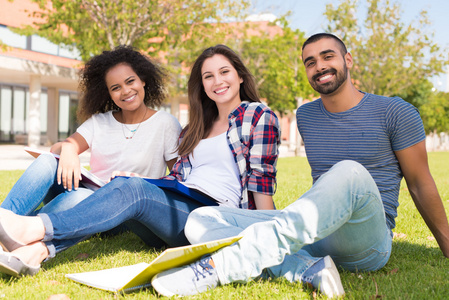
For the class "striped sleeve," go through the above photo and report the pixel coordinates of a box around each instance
[386,97,426,151]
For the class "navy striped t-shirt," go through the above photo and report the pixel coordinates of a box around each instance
[296,92,426,230]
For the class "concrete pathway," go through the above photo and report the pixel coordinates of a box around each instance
[0,145,90,170]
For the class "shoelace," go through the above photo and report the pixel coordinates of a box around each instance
[190,256,214,281]
[302,274,314,284]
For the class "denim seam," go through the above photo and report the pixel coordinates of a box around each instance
[38,213,54,241]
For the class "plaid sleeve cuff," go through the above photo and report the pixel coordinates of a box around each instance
[247,169,276,195]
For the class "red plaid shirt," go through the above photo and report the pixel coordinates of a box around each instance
[167,101,280,209]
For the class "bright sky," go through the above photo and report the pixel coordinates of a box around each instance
[251,0,449,92]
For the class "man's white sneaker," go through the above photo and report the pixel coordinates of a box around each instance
[301,255,345,298]
[151,255,219,297]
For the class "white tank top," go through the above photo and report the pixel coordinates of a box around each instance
[183,132,241,207]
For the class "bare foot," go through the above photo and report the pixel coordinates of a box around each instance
[0,208,46,246]
[11,242,48,267]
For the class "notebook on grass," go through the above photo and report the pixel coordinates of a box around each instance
[66,235,241,293]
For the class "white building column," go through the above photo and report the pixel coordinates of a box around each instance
[46,87,59,145]
[289,112,297,152]
[28,75,41,147]
[170,96,180,120]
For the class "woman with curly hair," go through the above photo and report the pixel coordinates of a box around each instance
[1,45,181,216]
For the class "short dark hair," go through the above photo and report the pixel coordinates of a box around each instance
[302,33,348,56]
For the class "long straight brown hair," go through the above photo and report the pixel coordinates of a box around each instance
[178,45,260,157]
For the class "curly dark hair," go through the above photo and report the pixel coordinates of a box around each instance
[77,45,167,122]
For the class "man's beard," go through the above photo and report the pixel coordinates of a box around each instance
[309,64,348,95]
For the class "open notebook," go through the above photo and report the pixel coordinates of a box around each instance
[66,235,241,293]
[24,147,106,189]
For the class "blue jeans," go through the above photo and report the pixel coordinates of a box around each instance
[1,154,93,215]
[39,177,204,258]
[185,160,392,284]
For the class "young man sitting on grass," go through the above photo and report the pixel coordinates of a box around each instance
[151,33,449,298]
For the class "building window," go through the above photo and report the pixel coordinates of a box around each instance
[30,34,59,56]
[12,87,26,134]
[0,24,80,60]
[58,92,79,140]
[0,86,13,141]
[58,44,81,59]
[0,84,49,143]
[0,24,27,49]
[29,34,81,59]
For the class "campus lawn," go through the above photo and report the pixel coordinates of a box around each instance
[0,153,449,299]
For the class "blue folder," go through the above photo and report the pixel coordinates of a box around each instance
[121,177,218,207]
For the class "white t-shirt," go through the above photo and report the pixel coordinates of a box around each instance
[76,110,181,182]
[183,132,241,207]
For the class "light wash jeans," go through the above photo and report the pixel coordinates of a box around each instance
[38,176,205,258]
[1,154,93,215]
[185,160,392,284]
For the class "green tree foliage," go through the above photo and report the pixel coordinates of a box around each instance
[0,41,9,51]
[11,0,315,115]
[229,19,316,116]
[17,0,249,62]
[398,78,434,110]
[324,0,448,98]
[420,91,449,134]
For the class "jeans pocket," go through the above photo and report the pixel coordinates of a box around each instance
[334,245,391,272]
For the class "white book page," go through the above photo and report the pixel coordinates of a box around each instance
[66,262,150,292]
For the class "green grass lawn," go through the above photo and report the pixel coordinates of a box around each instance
[1,153,449,299]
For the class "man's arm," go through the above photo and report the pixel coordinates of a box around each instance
[395,140,449,257]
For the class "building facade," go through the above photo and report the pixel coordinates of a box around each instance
[0,0,194,147]
[0,0,299,156]
[0,0,83,146]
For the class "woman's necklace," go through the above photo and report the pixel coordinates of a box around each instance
[121,109,148,140]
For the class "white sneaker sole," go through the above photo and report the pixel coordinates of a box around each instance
[151,273,176,297]
[319,256,345,298]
